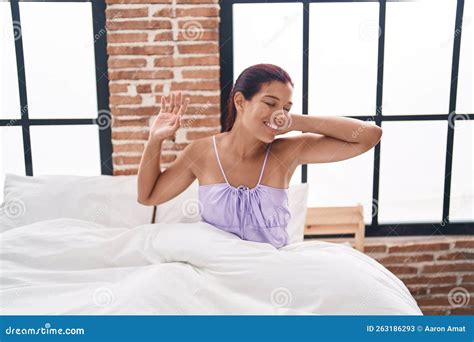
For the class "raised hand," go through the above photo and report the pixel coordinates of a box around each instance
[149,91,190,142]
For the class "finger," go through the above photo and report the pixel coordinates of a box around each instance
[164,96,169,113]
[169,92,174,111]
[178,97,190,116]
[173,92,182,114]
[165,94,172,112]
[169,92,176,113]
[160,95,166,114]
[172,114,180,130]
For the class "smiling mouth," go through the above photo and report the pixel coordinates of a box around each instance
[263,120,278,130]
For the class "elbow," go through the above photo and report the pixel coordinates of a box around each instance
[137,195,154,206]
[137,194,164,206]
[137,196,148,206]
[369,126,383,146]
[376,126,383,142]
[359,126,382,150]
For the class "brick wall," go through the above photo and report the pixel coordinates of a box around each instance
[346,235,473,315]
[105,0,221,175]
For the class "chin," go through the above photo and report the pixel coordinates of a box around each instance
[259,132,276,144]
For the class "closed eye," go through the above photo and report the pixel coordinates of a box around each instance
[264,101,291,112]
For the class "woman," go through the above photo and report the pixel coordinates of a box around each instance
[137,63,382,248]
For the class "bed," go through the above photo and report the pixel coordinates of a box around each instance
[0,173,423,315]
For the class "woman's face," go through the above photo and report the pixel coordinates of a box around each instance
[236,81,293,143]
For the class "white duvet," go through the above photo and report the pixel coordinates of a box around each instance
[0,218,422,315]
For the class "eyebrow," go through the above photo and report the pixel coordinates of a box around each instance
[263,95,293,106]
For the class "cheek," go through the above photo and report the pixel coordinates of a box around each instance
[242,109,264,126]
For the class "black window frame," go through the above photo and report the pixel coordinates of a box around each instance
[0,0,113,176]
[219,0,473,236]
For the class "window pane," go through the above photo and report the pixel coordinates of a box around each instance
[233,3,303,115]
[383,0,457,115]
[0,3,21,119]
[456,0,473,114]
[19,2,98,119]
[449,120,474,221]
[309,2,379,116]
[30,125,101,176]
[0,127,25,203]
[307,126,375,224]
[289,165,303,187]
[378,121,448,223]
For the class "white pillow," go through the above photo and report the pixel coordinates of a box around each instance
[153,179,201,223]
[287,182,309,243]
[0,173,153,232]
[154,180,309,243]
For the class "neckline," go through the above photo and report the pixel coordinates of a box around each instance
[199,182,289,191]
[212,135,272,188]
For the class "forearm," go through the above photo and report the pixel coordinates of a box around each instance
[137,137,163,202]
[287,114,381,144]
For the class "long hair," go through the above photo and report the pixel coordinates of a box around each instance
[223,63,294,132]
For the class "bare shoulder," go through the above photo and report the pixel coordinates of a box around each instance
[181,136,209,157]
[187,133,225,154]
[178,135,215,170]
[187,135,214,152]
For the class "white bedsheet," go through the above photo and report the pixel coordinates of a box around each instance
[0,218,422,315]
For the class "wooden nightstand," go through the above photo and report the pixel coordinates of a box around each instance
[304,204,365,252]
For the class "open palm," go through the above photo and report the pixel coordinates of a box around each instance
[150,91,190,141]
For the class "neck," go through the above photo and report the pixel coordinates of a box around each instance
[224,120,268,160]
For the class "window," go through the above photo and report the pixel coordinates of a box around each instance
[220,0,473,235]
[0,0,112,202]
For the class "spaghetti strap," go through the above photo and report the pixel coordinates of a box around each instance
[213,136,271,187]
[257,142,272,185]
[212,135,230,184]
